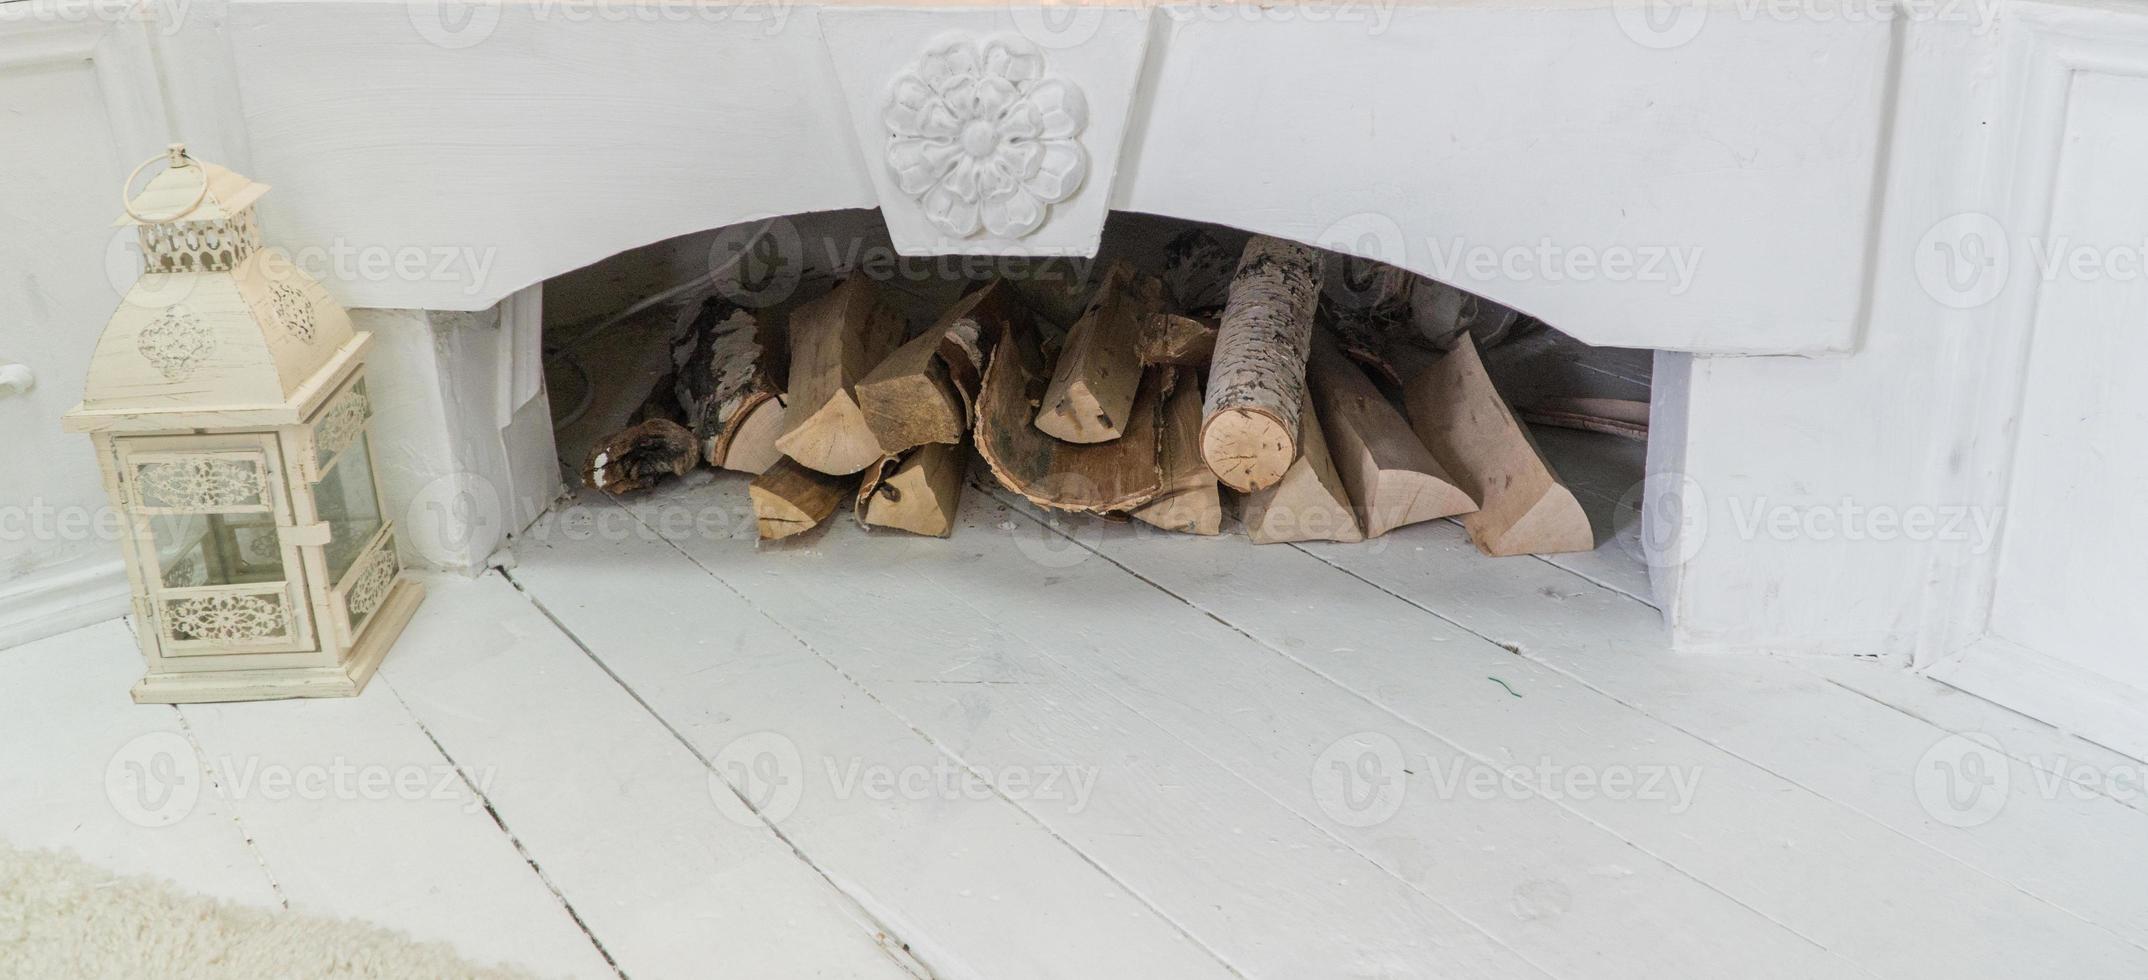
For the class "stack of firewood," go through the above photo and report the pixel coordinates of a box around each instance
[585,231,1598,557]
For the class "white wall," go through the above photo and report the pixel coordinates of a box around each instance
[0,8,173,646]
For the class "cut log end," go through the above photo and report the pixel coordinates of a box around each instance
[749,458,852,541]
[584,419,698,496]
[1200,407,1296,492]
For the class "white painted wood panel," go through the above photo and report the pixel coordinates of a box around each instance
[176,675,616,977]
[375,573,919,979]
[606,480,1841,979]
[1011,500,2148,976]
[1307,518,2148,963]
[1983,69,2148,696]
[506,497,1239,980]
[0,14,167,646]
[0,620,276,907]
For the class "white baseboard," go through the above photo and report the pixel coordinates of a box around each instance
[1926,637,2148,764]
[0,559,131,652]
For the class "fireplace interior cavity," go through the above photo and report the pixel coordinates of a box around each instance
[535,210,1653,593]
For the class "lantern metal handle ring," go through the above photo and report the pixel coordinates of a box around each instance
[121,144,210,225]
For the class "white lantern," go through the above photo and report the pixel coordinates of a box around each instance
[62,145,424,703]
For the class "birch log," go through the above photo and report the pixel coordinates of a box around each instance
[1200,237,1325,492]
[774,277,906,475]
[667,297,789,471]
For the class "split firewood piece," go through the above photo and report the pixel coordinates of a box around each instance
[856,440,969,538]
[1131,368,1221,536]
[1306,334,1475,538]
[1518,397,1650,442]
[1397,336,1594,556]
[1200,236,1325,492]
[1137,313,1218,367]
[773,277,907,475]
[718,398,786,475]
[977,313,1166,513]
[855,282,1016,455]
[1034,262,1165,444]
[667,297,789,473]
[583,419,699,496]
[1241,397,1362,545]
[750,457,852,541]
[1160,227,1236,316]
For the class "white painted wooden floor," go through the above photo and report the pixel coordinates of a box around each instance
[6,473,2147,979]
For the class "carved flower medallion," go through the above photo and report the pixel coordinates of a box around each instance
[884,34,1089,239]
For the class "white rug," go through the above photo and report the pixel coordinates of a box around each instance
[0,842,542,979]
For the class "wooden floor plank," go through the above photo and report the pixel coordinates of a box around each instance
[510,485,1240,980]
[1038,500,2148,978]
[627,477,1851,979]
[0,620,276,907]
[376,572,920,980]
[177,660,616,978]
[1301,518,2148,965]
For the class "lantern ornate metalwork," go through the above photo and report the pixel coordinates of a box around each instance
[62,145,424,703]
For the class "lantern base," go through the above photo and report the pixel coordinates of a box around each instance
[129,577,426,704]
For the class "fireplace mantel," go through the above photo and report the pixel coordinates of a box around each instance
[6,0,2147,752]
[199,0,1892,354]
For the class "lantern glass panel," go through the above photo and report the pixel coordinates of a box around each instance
[318,433,385,585]
[148,512,286,588]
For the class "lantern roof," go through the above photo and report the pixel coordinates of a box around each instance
[111,145,271,227]
[64,147,366,433]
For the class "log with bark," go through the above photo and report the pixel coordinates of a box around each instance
[582,418,699,495]
[1034,262,1166,444]
[855,281,1016,455]
[665,296,789,474]
[975,295,1166,513]
[1306,333,1475,538]
[1200,236,1326,492]
[773,277,907,475]
[1130,368,1221,535]
[1240,396,1362,544]
[750,457,853,541]
[856,440,968,538]
[1396,336,1594,556]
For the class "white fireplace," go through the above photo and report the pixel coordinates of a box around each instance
[4,0,2145,753]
